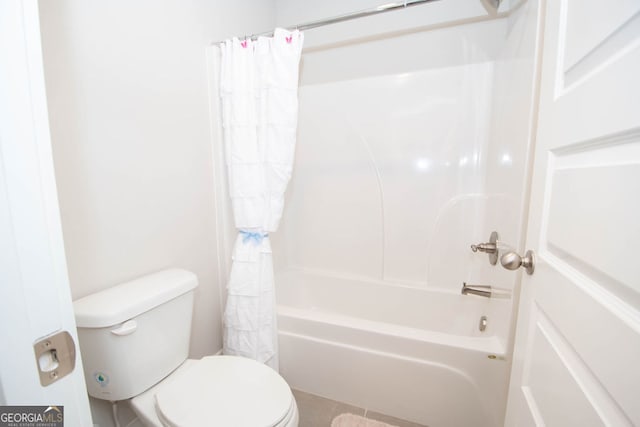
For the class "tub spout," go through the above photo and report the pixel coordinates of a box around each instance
[461,283,511,299]
[461,283,492,298]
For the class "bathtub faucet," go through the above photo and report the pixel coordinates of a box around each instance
[470,242,497,254]
[470,231,499,266]
[461,283,492,298]
[461,283,511,299]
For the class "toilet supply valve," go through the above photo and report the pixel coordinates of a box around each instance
[470,231,499,265]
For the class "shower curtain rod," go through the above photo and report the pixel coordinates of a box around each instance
[212,0,442,44]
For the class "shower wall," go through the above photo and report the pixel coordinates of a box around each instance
[271,4,517,293]
[277,61,495,288]
[475,0,542,301]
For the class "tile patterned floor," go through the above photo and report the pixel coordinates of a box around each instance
[292,389,428,427]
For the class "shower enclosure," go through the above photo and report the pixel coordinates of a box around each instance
[210,1,542,426]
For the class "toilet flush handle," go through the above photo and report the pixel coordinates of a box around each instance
[111,320,138,336]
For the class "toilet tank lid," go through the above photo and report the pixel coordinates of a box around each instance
[73,269,198,328]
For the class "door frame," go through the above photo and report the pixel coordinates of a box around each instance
[0,1,92,425]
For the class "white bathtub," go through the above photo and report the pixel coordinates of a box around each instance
[276,269,512,427]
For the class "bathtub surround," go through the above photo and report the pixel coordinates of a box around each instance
[219,29,304,369]
[262,1,540,426]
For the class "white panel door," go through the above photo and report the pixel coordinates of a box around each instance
[505,0,640,426]
[0,1,93,425]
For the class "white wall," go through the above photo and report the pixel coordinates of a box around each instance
[38,1,275,426]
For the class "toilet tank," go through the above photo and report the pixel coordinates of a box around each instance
[73,269,198,401]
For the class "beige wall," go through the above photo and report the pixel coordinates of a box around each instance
[38,0,274,369]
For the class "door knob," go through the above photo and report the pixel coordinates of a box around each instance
[500,250,535,275]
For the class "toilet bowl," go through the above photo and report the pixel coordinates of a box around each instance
[73,269,298,427]
[131,357,298,427]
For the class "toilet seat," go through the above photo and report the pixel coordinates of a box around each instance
[149,356,295,427]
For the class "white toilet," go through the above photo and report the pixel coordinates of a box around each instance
[73,269,298,427]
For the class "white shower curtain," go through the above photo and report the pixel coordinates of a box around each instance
[219,28,304,370]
